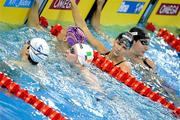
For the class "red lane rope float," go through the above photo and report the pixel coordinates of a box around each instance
[0,72,66,120]
[150,27,180,52]
[146,22,156,32]
[92,50,180,117]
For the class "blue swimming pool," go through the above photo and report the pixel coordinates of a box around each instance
[0,25,179,120]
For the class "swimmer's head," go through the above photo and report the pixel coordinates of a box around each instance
[25,38,49,65]
[129,27,150,42]
[116,32,133,49]
[66,26,87,47]
[129,27,150,56]
[66,43,94,66]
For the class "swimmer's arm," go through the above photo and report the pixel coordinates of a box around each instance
[70,0,107,53]
[80,68,102,92]
[91,0,114,45]
[91,0,101,32]
[27,0,41,29]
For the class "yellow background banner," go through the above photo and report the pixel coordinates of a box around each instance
[41,0,95,25]
[148,0,180,28]
[100,0,150,26]
[0,0,31,25]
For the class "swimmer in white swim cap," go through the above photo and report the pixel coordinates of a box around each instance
[65,43,103,92]
[65,43,94,66]
[20,38,49,65]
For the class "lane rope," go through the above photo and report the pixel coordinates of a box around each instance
[0,72,67,120]
[156,28,180,52]
[92,50,180,118]
[146,23,180,53]
[1,50,179,119]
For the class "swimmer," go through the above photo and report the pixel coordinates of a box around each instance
[65,43,103,92]
[70,0,132,73]
[127,27,155,70]
[12,38,49,67]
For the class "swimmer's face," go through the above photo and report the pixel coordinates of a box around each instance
[131,39,149,56]
[65,47,78,64]
[111,39,127,57]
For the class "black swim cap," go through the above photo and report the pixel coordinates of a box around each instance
[129,27,150,41]
[116,32,133,49]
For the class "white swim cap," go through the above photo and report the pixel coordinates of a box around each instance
[29,38,49,63]
[72,44,94,66]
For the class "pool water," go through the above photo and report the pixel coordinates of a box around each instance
[0,24,179,120]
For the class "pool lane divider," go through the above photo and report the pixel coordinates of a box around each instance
[146,23,180,53]
[0,72,66,120]
[92,50,180,118]
[156,28,180,52]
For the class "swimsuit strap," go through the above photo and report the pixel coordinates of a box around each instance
[100,51,110,56]
[101,51,126,66]
[143,57,152,69]
[114,60,126,66]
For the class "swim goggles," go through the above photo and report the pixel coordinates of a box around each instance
[24,40,48,57]
[139,39,150,46]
